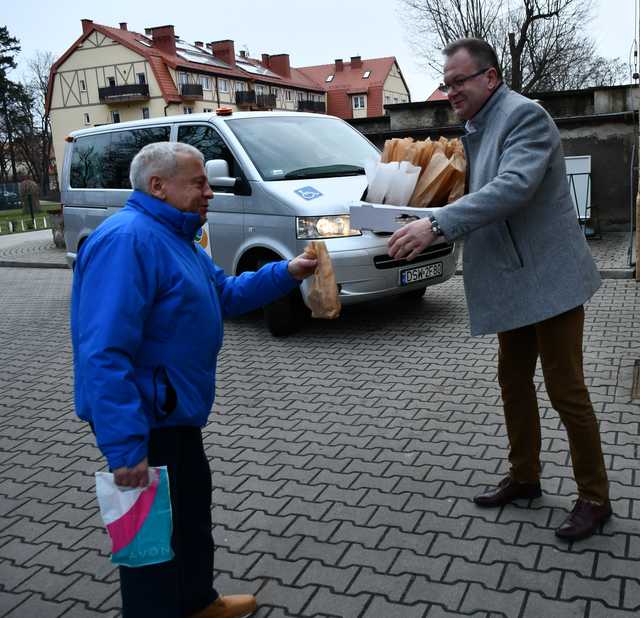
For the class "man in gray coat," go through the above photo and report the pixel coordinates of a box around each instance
[388,38,610,541]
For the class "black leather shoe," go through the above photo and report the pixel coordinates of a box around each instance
[473,476,542,508]
[555,499,612,541]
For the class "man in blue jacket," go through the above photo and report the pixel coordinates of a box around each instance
[388,39,610,541]
[71,141,317,618]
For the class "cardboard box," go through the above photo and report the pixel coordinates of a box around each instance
[349,202,443,234]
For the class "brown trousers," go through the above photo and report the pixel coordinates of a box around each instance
[497,305,609,504]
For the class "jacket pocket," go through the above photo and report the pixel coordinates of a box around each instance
[501,221,524,270]
[153,366,177,421]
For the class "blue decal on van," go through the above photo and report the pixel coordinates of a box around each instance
[295,186,323,201]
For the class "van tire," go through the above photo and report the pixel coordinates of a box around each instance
[403,287,427,301]
[257,258,309,337]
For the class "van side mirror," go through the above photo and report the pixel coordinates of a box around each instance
[205,159,236,188]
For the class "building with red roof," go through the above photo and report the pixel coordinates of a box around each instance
[47,19,412,173]
[298,56,411,119]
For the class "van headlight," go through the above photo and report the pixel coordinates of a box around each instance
[296,215,361,239]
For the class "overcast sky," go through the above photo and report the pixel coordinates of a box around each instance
[6,0,640,100]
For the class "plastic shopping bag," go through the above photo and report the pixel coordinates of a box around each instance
[95,466,174,567]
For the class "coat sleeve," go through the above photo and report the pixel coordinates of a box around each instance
[436,103,559,239]
[200,250,300,319]
[72,232,156,470]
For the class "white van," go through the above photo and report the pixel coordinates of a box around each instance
[61,110,458,335]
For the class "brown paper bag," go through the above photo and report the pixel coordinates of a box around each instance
[305,241,341,319]
[447,151,466,203]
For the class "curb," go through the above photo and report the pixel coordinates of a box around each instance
[456,267,635,280]
[0,260,69,270]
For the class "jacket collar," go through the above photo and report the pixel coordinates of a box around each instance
[467,83,507,132]
[126,190,202,241]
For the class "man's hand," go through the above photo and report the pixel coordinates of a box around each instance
[288,253,318,280]
[113,457,149,488]
[388,218,437,261]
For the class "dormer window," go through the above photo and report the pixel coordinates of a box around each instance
[363,70,371,79]
[325,74,334,82]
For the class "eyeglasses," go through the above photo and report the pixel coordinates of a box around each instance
[438,67,491,94]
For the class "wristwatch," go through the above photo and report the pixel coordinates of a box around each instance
[428,215,444,237]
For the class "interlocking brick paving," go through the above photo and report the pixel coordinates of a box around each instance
[0,268,638,617]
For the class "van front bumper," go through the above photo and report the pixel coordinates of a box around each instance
[299,233,459,306]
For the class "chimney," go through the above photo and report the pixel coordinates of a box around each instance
[211,40,236,67]
[81,19,94,35]
[119,22,128,31]
[239,50,247,58]
[335,59,344,72]
[148,25,177,56]
[270,54,291,78]
[261,53,271,68]
[194,41,204,48]
[350,56,362,69]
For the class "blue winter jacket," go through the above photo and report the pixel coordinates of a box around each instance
[71,191,299,470]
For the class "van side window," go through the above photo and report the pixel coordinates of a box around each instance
[70,126,170,189]
[177,125,236,175]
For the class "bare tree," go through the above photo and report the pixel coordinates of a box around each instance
[25,51,57,194]
[399,0,629,93]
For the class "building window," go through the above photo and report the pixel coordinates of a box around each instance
[353,95,366,109]
[203,108,214,113]
[179,72,189,84]
[255,84,265,95]
[286,90,292,101]
[219,79,228,93]
[137,73,146,85]
[80,79,87,92]
[108,77,116,87]
[142,107,150,119]
[394,96,399,103]
[111,110,121,123]
[363,70,371,79]
[385,95,391,104]
[236,81,246,91]
[202,77,210,90]
[83,113,90,125]
[183,106,193,114]
[325,74,334,83]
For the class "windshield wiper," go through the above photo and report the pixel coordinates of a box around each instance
[284,164,365,180]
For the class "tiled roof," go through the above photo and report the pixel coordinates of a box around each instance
[46,20,325,113]
[427,87,448,101]
[298,57,399,92]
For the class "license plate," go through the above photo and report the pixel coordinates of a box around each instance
[400,262,443,285]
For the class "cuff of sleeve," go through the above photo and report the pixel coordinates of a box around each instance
[104,437,148,471]
[276,260,301,289]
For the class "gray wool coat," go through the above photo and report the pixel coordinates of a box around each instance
[436,85,601,336]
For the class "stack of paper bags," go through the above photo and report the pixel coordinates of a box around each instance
[372,136,466,208]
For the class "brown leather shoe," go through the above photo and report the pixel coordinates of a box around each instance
[191,594,257,618]
[555,499,612,541]
[473,476,542,508]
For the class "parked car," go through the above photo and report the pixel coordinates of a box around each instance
[61,111,459,335]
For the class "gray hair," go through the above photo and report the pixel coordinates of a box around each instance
[129,141,204,192]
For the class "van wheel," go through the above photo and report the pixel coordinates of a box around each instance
[257,259,309,337]
[403,287,427,301]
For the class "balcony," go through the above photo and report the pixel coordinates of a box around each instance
[98,84,149,103]
[256,94,276,109]
[236,90,256,108]
[298,100,326,114]
[235,91,277,110]
[180,83,203,99]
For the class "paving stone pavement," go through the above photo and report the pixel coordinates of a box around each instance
[0,268,639,618]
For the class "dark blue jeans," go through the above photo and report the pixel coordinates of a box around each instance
[119,426,218,617]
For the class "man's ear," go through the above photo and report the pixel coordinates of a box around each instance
[487,68,499,91]
[148,175,165,200]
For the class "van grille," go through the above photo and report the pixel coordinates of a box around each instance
[373,242,454,269]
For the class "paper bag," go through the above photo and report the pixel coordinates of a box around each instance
[305,241,341,319]
[95,466,174,567]
[384,160,421,207]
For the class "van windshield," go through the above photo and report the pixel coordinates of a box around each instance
[226,116,379,181]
